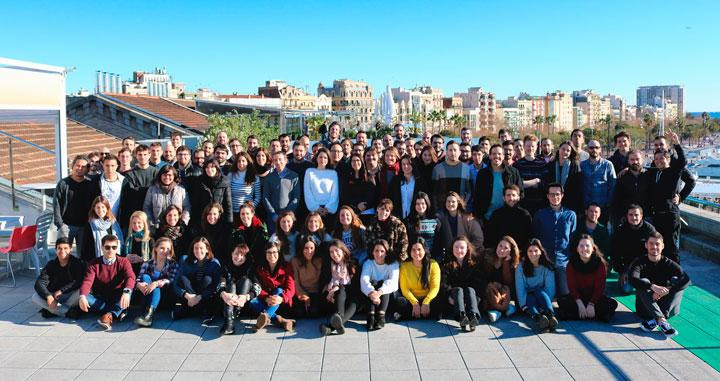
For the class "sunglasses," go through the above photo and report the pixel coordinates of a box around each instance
[103,245,118,250]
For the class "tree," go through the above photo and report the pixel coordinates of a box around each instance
[674,116,686,144]
[545,114,557,136]
[205,110,280,148]
[599,115,612,149]
[642,113,656,150]
[702,111,710,137]
[306,115,325,140]
[450,114,465,132]
[532,115,545,137]
[409,111,424,133]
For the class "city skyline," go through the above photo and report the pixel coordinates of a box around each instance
[3,0,719,111]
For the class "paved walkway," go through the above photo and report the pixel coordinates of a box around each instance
[1,253,719,381]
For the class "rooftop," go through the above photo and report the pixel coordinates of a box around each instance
[103,93,210,131]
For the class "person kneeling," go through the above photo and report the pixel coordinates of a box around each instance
[251,242,296,332]
[33,238,86,319]
[441,236,484,332]
[360,239,400,331]
[630,232,690,337]
[515,239,558,333]
[218,244,260,335]
[172,237,221,326]
[396,238,442,321]
[558,235,618,322]
[320,240,361,335]
[134,238,179,327]
[78,235,135,331]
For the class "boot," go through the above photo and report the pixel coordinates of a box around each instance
[134,307,155,327]
[374,311,385,330]
[319,323,332,336]
[254,312,270,331]
[273,314,295,332]
[458,312,469,332]
[468,314,480,332]
[367,312,376,331]
[532,313,550,333]
[330,313,345,335]
[543,309,558,332]
[220,317,235,335]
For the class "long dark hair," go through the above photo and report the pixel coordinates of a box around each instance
[409,191,434,220]
[332,206,365,248]
[521,238,555,277]
[296,235,320,267]
[409,238,432,289]
[231,151,258,185]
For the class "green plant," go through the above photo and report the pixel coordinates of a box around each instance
[205,110,279,148]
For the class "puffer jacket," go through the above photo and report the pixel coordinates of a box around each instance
[188,174,233,227]
[143,183,191,229]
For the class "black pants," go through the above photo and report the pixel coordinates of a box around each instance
[329,285,358,324]
[557,295,618,322]
[394,294,443,320]
[447,286,480,320]
[653,212,681,263]
[293,292,328,318]
[635,286,684,320]
[222,277,252,318]
[179,275,214,315]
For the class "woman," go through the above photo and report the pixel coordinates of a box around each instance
[82,196,124,262]
[441,236,485,332]
[218,243,259,335]
[435,192,484,261]
[378,147,400,198]
[123,211,154,273]
[546,141,583,214]
[228,151,261,218]
[301,212,333,245]
[291,236,325,318]
[319,240,360,335]
[195,203,232,266]
[253,148,272,179]
[360,239,400,331]
[304,147,339,226]
[415,145,437,192]
[232,203,268,261]
[341,153,380,220]
[134,238,179,327]
[406,192,441,254]
[515,239,558,333]
[155,205,191,256]
[397,238,442,320]
[558,234,618,322]
[251,242,296,332]
[364,199,409,262]
[172,237,222,326]
[143,165,191,233]
[269,211,299,262]
[389,155,429,219]
[332,206,367,264]
[189,158,233,228]
[483,236,520,322]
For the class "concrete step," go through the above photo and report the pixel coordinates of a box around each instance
[682,231,720,264]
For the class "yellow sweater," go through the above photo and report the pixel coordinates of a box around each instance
[399,260,441,305]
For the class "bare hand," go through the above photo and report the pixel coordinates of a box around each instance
[120,293,131,309]
[236,294,248,307]
[667,130,679,144]
[357,202,367,211]
[577,299,587,319]
[79,295,89,312]
[586,303,596,319]
[136,282,148,295]
[672,193,680,205]
[420,304,430,317]
[411,303,421,318]
[221,292,235,306]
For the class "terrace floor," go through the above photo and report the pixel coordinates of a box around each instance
[0,251,718,381]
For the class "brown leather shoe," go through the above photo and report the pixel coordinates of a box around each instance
[97,313,113,331]
[273,314,295,332]
[254,312,270,331]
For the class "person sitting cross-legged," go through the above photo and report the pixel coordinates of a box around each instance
[133,237,179,327]
[218,243,260,335]
[32,238,86,319]
[78,234,136,331]
[630,232,690,337]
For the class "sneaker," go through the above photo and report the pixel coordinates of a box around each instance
[458,313,470,331]
[201,313,215,327]
[640,319,658,332]
[505,304,517,317]
[533,313,550,333]
[319,323,332,336]
[97,313,113,331]
[487,310,501,323]
[468,315,479,331]
[658,321,678,337]
[40,309,54,319]
[330,313,345,335]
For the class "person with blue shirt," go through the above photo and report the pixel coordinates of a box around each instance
[515,238,558,333]
[580,140,616,225]
[533,183,577,296]
[474,144,524,222]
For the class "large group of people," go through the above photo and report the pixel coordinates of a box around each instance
[41,123,693,338]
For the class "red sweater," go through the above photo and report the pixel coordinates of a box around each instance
[80,256,136,299]
[566,258,606,304]
[255,262,296,307]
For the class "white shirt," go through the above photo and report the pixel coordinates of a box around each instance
[303,168,339,213]
[101,173,124,217]
[400,176,415,218]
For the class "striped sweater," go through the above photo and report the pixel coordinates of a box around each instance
[229,171,261,212]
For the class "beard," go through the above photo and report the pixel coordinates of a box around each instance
[629,163,641,172]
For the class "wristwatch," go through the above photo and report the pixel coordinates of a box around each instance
[123,288,132,295]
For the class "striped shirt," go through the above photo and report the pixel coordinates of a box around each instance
[229,171,261,212]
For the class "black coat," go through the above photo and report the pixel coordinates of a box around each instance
[646,144,688,215]
[545,159,583,214]
[612,220,657,274]
[485,204,532,250]
[473,164,524,219]
[612,171,651,218]
[188,174,233,227]
[341,172,380,214]
[388,174,430,219]
[440,258,487,296]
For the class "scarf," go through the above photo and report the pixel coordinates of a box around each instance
[202,173,223,188]
[161,223,185,241]
[328,262,351,292]
[159,182,176,194]
[124,230,151,260]
[569,254,602,274]
[90,218,114,258]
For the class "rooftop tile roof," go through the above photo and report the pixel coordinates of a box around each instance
[104,93,209,131]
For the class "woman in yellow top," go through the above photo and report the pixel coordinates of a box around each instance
[395,237,442,320]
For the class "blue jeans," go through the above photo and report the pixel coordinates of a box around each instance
[140,274,163,309]
[250,288,283,318]
[58,224,84,258]
[525,289,553,315]
[85,293,125,318]
[555,264,569,296]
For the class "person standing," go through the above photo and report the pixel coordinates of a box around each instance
[262,150,300,233]
[545,141,583,214]
[609,131,632,174]
[580,140,616,224]
[119,145,159,233]
[474,144,524,221]
[514,135,549,216]
[431,141,472,209]
[54,155,96,258]
[612,149,650,221]
[92,154,125,219]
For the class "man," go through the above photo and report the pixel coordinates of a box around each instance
[279,133,292,154]
[571,203,611,258]
[117,147,134,174]
[647,131,690,264]
[356,131,369,148]
[88,152,103,176]
[613,205,657,293]
[162,142,176,165]
[92,154,125,218]
[630,232,690,337]
[431,141,472,210]
[246,135,260,155]
[214,145,232,174]
[170,132,183,150]
[119,145,159,233]
[512,139,524,163]
[533,183,577,296]
[228,138,243,160]
[609,131,631,174]
[459,142,472,164]
[351,143,365,159]
[460,127,473,145]
[286,141,314,223]
[580,140,616,224]
[149,142,166,168]
[540,138,554,163]
[341,137,353,158]
[322,122,342,148]
[514,135,549,216]
[474,144,524,220]
[269,139,282,154]
[174,145,202,184]
[202,140,215,158]
[404,138,416,159]
[502,139,515,166]
[122,136,137,153]
[498,129,512,144]
[431,134,445,160]
[469,145,485,188]
[421,130,432,146]
[53,155,95,258]
[329,142,347,177]
[393,139,407,158]
[382,134,394,149]
[486,185,532,249]
[33,238,86,318]
[571,129,589,161]
[192,149,206,168]
[612,149,650,221]
[478,136,491,166]
[78,235,135,330]
[262,151,300,233]
[393,123,405,141]
[216,131,229,147]
[652,134,697,205]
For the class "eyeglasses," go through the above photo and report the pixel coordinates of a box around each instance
[548,192,563,197]
[103,245,118,250]
[587,146,600,149]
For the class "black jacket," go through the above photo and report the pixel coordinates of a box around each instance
[217,258,259,299]
[119,166,159,229]
[388,174,430,219]
[486,204,533,250]
[474,164,524,219]
[629,256,690,292]
[646,144,688,215]
[174,162,202,185]
[53,176,96,228]
[440,258,487,296]
[612,220,657,273]
[612,170,651,218]
[341,172,380,215]
[188,174,233,227]
[545,159,583,214]
[34,256,86,298]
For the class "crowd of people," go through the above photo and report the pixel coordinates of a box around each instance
[40,122,693,338]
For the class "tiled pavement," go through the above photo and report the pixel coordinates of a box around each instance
[1,254,719,381]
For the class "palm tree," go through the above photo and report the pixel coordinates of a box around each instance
[532,115,545,137]
[409,111,423,133]
[600,115,612,149]
[702,111,710,138]
[674,116,686,144]
[450,114,465,133]
[545,114,557,136]
[642,113,655,150]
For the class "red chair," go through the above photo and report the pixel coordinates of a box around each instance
[0,225,37,287]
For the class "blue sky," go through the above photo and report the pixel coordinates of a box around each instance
[3,1,719,111]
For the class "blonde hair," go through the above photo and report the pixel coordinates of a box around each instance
[128,211,151,241]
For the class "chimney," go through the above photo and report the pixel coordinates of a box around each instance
[96,71,102,93]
